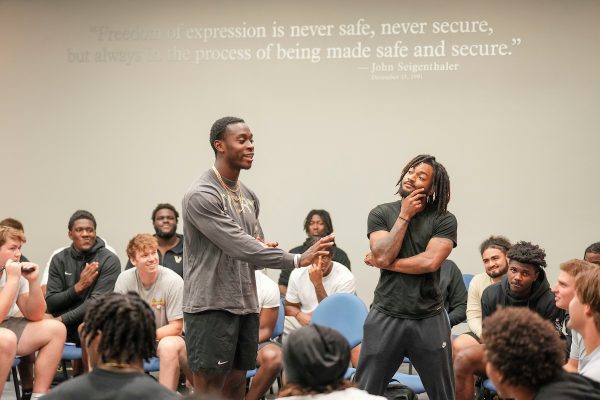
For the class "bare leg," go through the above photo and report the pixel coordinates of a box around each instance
[452,334,480,361]
[17,320,66,393]
[157,336,191,390]
[454,344,486,400]
[223,369,247,400]
[192,370,227,397]
[0,328,18,395]
[351,344,361,368]
[246,344,283,400]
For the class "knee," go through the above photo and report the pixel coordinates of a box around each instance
[453,347,481,378]
[0,328,17,357]
[44,319,67,341]
[259,346,283,371]
[157,336,183,360]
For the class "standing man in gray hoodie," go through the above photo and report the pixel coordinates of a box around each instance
[182,116,333,399]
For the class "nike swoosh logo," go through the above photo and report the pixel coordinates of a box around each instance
[65,272,72,276]
[217,360,229,365]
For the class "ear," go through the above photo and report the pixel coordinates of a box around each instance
[129,257,137,268]
[584,304,593,318]
[214,139,225,154]
[68,230,74,241]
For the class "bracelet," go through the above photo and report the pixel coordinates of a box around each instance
[398,215,410,223]
[293,253,301,268]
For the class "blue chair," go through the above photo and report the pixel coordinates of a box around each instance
[61,342,82,380]
[144,356,160,373]
[311,293,368,348]
[483,378,497,392]
[463,273,474,290]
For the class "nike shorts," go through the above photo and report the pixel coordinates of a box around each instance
[184,310,259,374]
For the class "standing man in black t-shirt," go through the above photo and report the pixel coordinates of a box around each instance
[356,154,457,399]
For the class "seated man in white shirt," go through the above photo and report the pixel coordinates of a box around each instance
[284,238,357,363]
[0,226,66,398]
[114,233,190,391]
[568,267,600,383]
[246,270,283,400]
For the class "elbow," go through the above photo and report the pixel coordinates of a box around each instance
[373,254,392,268]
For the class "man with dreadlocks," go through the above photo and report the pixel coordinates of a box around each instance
[356,154,457,399]
[42,292,179,399]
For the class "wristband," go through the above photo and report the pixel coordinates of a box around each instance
[398,215,409,223]
[293,253,301,268]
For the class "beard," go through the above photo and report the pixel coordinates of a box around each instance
[486,266,508,279]
[155,225,177,239]
[398,187,411,198]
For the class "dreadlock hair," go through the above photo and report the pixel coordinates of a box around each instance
[303,209,334,236]
[209,116,245,156]
[82,292,156,366]
[479,235,512,256]
[584,241,600,256]
[395,154,451,214]
[506,241,547,269]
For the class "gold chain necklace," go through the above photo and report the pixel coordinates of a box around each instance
[212,166,244,212]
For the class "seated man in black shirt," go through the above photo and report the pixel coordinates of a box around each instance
[484,307,600,399]
[125,203,184,278]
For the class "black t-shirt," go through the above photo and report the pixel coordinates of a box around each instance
[367,200,457,319]
[41,368,179,400]
[534,371,600,399]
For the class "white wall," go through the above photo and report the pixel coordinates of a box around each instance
[2,0,599,305]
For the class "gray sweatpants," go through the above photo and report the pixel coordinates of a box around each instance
[356,308,455,400]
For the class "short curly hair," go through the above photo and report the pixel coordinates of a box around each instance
[482,307,563,392]
[506,241,546,269]
[209,116,245,155]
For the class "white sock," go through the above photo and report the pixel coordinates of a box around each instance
[31,393,45,399]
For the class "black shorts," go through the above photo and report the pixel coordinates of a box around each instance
[184,310,259,374]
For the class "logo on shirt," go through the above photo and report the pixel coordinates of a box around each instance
[174,256,182,264]
[150,298,166,310]
[217,360,229,365]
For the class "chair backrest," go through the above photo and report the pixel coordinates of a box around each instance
[310,293,368,348]
[271,298,285,339]
[463,273,475,290]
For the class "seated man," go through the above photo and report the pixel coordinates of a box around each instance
[453,235,511,354]
[552,259,597,372]
[284,238,357,362]
[484,307,600,399]
[584,241,600,265]
[114,233,190,391]
[45,210,121,373]
[41,292,179,399]
[125,203,184,278]
[0,226,66,398]
[279,209,351,296]
[278,325,384,399]
[454,241,564,400]
[438,259,467,328]
[569,267,600,382]
[246,270,283,400]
